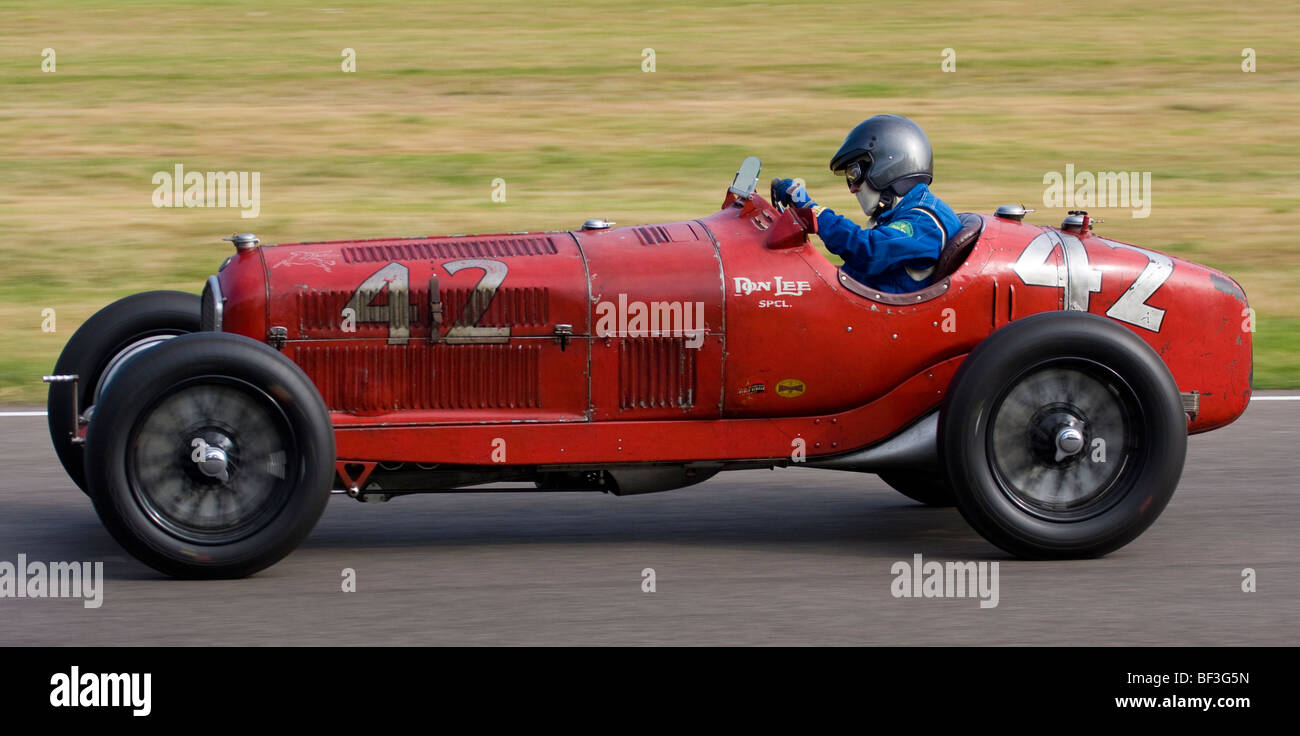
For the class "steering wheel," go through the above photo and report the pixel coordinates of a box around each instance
[769,178,788,213]
[762,178,816,238]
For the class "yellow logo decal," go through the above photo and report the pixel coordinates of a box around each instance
[775,378,806,398]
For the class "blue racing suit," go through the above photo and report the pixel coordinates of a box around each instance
[815,183,962,294]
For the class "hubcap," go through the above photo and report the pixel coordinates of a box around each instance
[194,436,231,482]
[128,379,295,544]
[1055,426,1085,461]
[987,362,1138,518]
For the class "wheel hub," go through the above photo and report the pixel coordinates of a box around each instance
[988,365,1132,517]
[129,380,293,544]
[194,435,231,482]
[181,429,239,486]
[1026,405,1089,467]
[1054,426,1085,461]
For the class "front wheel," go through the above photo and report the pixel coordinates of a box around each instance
[48,290,201,493]
[85,332,336,578]
[941,312,1187,559]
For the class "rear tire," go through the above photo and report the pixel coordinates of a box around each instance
[85,332,335,579]
[941,312,1186,559]
[48,291,200,493]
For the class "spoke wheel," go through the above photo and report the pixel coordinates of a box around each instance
[941,312,1186,559]
[85,331,335,579]
[986,361,1139,520]
[128,379,297,545]
[47,291,201,494]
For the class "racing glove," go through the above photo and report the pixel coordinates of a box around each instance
[772,178,817,209]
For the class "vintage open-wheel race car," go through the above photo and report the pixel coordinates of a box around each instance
[46,157,1253,578]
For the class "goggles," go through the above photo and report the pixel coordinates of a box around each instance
[845,158,870,192]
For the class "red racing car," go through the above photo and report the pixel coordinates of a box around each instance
[46,157,1253,577]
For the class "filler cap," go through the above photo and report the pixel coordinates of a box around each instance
[223,233,260,251]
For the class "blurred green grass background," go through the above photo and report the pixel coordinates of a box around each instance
[2,0,1297,402]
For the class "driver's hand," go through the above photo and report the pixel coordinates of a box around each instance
[772,178,816,209]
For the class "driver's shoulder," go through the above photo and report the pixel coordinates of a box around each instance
[887,204,948,238]
[909,190,962,233]
[910,186,957,215]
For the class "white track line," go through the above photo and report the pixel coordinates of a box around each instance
[2,394,1298,418]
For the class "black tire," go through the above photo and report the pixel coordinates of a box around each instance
[941,312,1187,559]
[84,332,336,579]
[48,291,201,493]
[878,468,955,507]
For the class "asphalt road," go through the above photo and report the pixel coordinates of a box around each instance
[1,396,1296,646]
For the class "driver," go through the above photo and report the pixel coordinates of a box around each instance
[773,114,962,294]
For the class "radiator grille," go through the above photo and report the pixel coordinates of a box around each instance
[200,276,222,331]
[341,236,558,264]
[442,286,549,327]
[200,280,215,331]
[619,338,697,410]
[296,286,549,332]
[294,342,540,412]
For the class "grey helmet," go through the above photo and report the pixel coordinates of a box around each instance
[829,114,934,199]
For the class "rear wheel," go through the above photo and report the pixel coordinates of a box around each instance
[48,291,200,493]
[85,332,335,578]
[941,312,1187,559]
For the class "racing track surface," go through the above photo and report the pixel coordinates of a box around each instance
[1,394,1296,646]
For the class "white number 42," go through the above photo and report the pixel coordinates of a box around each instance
[1012,230,1173,332]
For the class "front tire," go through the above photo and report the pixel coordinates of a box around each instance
[85,332,336,578]
[941,312,1187,559]
[48,291,201,493]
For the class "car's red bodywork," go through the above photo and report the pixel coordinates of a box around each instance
[209,182,1251,478]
